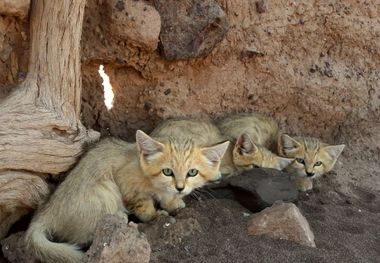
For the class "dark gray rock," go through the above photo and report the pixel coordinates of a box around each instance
[153,0,229,60]
[223,168,298,212]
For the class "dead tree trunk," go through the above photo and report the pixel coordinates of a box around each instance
[0,0,98,238]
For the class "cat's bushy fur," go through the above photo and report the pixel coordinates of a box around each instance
[25,130,228,263]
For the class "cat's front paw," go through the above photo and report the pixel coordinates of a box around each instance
[173,199,186,212]
[296,177,313,192]
[115,210,129,223]
[161,198,186,214]
[156,210,169,217]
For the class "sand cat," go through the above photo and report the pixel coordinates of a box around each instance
[217,113,293,175]
[278,134,345,191]
[25,130,228,263]
[151,116,292,177]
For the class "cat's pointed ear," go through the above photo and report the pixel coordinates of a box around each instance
[136,130,164,161]
[279,134,301,155]
[202,141,230,165]
[324,144,345,161]
[236,132,257,155]
[276,157,294,170]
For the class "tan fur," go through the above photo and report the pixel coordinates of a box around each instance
[25,130,228,263]
[151,118,225,145]
[218,113,293,175]
[0,171,49,239]
[151,116,292,177]
[278,134,345,191]
[218,113,279,150]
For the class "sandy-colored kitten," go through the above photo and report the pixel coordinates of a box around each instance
[278,134,345,191]
[151,116,292,177]
[218,113,294,175]
[25,130,228,263]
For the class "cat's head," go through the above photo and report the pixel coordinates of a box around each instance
[232,132,293,171]
[278,134,345,179]
[136,130,229,196]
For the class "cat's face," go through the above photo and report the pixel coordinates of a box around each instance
[136,130,229,196]
[279,134,345,179]
[232,133,293,171]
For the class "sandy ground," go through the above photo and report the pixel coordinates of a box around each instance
[1,161,379,263]
[141,179,380,263]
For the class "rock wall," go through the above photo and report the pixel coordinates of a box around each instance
[1,0,379,149]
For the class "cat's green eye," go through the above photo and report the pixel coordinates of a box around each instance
[162,168,174,176]
[296,158,305,164]
[314,161,322,167]
[187,169,198,177]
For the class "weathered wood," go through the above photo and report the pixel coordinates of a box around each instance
[0,171,50,239]
[0,0,99,238]
[0,0,98,173]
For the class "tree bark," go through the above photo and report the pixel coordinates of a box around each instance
[0,0,99,238]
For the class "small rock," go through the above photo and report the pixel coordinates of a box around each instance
[240,46,265,60]
[255,0,267,14]
[84,215,151,263]
[227,168,298,212]
[0,0,30,18]
[164,88,171,95]
[107,0,161,52]
[115,0,125,11]
[153,0,229,60]
[242,212,251,217]
[247,202,316,247]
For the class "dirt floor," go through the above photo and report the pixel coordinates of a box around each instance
[0,0,379,262]
[139,179,380,263]
[1,171,379,263]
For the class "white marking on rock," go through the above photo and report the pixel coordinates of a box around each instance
[98,64,115,110]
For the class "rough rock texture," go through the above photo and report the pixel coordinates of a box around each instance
[81,0,160,64]
[153,0,229,60]
[247,202,316,247]
[84,215,151,263]
[0,0,379,192]
[78,0,380,194]
[139,214,202,247]
[143,187,380,263]
[106,0,161,52]
[1,184,379,262]
[0,232,34,263]
[0,0,30,18]
[226,168,298,212]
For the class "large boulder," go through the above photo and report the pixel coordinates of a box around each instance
[153,0,229,60]
[106,0,161,52]
[247,202,316,247]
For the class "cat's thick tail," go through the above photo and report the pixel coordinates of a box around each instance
[25,221,84,263]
